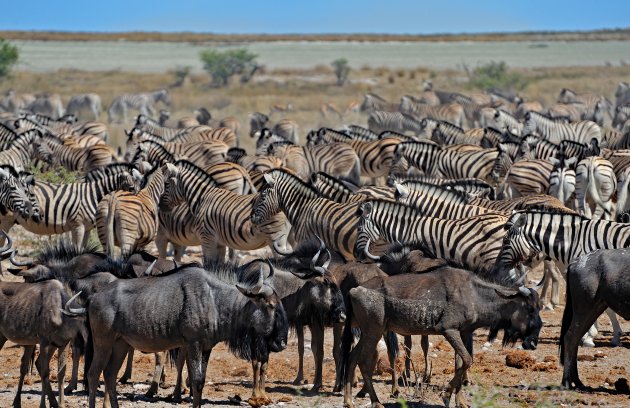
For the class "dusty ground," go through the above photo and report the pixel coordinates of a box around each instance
[1,232,630,408]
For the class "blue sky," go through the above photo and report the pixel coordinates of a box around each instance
[3,1,629,34]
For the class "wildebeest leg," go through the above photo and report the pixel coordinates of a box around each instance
[13,345,35,408]
[146,352,164,397]
[38,343,57,408]
[259,361,269,399]
[187,342,206,408]
[119,348,134,383]
[88,334,115,408]
[385,333,400,396]
[354,335,382,408]
[103,340,129,408]
[606,309,623,347]
[332,323,344,392]
[251,360,261,398]
[420,335,432,383]
[171,349,187,402]
[66,332,85,394]
[293,324,305,385]
[442,330,472,408]
[311,322,325,392]
[57,344,68,408]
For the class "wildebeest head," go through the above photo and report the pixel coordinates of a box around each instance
[489,286,543,350]
[230,261,288,359]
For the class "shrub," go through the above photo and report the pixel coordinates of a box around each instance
[199,48,258,87]
[331,58,350,86]
[172,65,191,87]
[468,61,528,92]
[0,39,19,79]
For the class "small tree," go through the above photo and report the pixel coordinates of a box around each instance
[331,58,350,86]
[172,65,191,87]
[0,39,19,80]
[467,61,528,92]
[199,48,258,87]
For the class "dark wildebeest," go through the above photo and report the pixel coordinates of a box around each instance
[85,259,288,408]
[340,267,542,408]
[0,236,84,408]
[560,248,630,389]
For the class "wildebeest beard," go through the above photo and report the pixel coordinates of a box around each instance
[228,304,288,361]
[488,320,523,348]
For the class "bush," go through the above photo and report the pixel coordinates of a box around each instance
[172,65,191,87]
[199,48,258,87]
[331,58,350,86]
[0,39,19,79]
[467,61,528,92]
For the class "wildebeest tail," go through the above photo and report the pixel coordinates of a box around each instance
[338,295,355,386]
[83,312,93,389]
[384,331,399,361]
[559,264,574,365]
[168,348,179,369]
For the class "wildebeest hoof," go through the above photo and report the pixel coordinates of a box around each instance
[119,376,131,384]
[310,383,322,393]
[64,384,76,394]
[356,388,367,398]
[292,377,305,385]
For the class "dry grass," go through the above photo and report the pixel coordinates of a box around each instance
[3,64,630,151]
[2,29,630,43]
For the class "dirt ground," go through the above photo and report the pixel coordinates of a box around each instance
[2,241,630,408]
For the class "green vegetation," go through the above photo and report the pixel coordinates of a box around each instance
[331,58,350,86]
[467,61,528,92]
[171,65,191,87]
[29,164,81,184]
[199,48,259,87]
[0,39,18,79]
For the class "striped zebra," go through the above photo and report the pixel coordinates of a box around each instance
[15,115,109,146]
[26,93,65,119]
[388,175,496,198]
[155,162,256,261]
[96,164,176,257]
[547,157,578,207]
[575,157,616,220]
[35,135,115,172]
[557,88,611,125]
[344,125,379,141]
[0,122,19,149]
[1,90,35,114]
[360,93,398,113]
[0,172,137,247]
[354,199,510,274]
[250,168,364,261]
[227,147,283,173]
[66,93,102,120]
[547,102,587,122]
[367,111,423,135]
[0,129,51,171]
[522,111,601,144]
[613,104,630,129]
[431,121,485,145]
[310,172,395,203]
[107,89,171,123]
[394,141,499,180]
[266,141,361,185]
[271,118,299,144]
[616,82,630,108]
[399,96,466,128]
[0,165,37,221]
[498,159,554,199]
[130,139,228,170]
[307,128,401,182]
[485,109,523,135]
[159,160,290,263]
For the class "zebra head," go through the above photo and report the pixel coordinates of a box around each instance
[156,89,171,107]
[250,174,280,225]
[124,128,147,162]
[491,143,514,182]
[159,168,184,211]
[18,171,40,222]
[354,201,382,261]
[494,212,539,280]
[521,112,538,136]
[0,166,34,220]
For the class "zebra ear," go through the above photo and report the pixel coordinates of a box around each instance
[394,183,410,200]
[493,109,500,118]
[263,172,275,186]
[549,157,559,166]
[524,112,531,121]
[0,168,9,180]
[566,156,578,167]
[164,163,179,178]
[359,201,373,217]
[23,175,34,185]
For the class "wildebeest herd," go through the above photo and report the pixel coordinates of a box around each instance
[0,81,630,407]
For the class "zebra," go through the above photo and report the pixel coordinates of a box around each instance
[398,96,466,128]
[271,118,299,144]
[136,115,237,146]
[616,82,630,108]
[96,164,176,257]
[359,93,398,113]
[35,134,115,172]
[107,89,171,123]
[130,139,228,170]
[1,90,35,114]
[557,88,612,124]
[0,129,51,171]
[498,159,555,199]
[344,125,379,141]
[66,93,102,120]
[575,157,616,220]
[0,172,137,248]
[307,128,402,183]
[159,160,290,263]
[367,111,424,136]
[522,111,601,144]
[0,165,37,222]
[613,104,630,129]
[387,175,496,198]
[26,93,65,119]
[431,121,485,145]
[485,109,523,135]
[394,141,499,181]
[15,114,109,146]
[250,168,364,261]
[547,102,588,122]
[266,141,361,185]
[497,206,630,344]
[227,147,283,173]
[155,162,257,261]
[354,199,509,273]
[548,156,578,208]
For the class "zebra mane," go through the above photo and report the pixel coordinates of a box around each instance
[0,164,20,177]
[139,163,160,189]
[435,120,465,134]
[83,163,136,182]
[512,204,585,218]
[270,140,295,148]
[172,159,218,186]
[35,240,103,265]
[367,92,387,102]
[400,180,470,201]
[202,259,274,287]
[526,110,569,122]
[268,168,320,195]
[0,122,17,136]
[311,171,357,193]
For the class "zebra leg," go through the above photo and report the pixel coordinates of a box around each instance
[173,245,186,262]
[155,234,169,259]
[606,309,623,347]
[71,225,86,250]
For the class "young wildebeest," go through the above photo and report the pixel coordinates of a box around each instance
[85,260,288,408]
[340,268,542,408]
[560,248,630,389]
[0,236,84,408]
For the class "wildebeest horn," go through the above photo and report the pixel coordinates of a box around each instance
[62,291,86,316]
[144,260,157,276]
[310,247,322,271]
[321,249,331,270]
[363,239,381,261]
[518,286,532,297]
[0,231,13,255]
[272,240,293,256]
[315,234,326,251]
[10,250,34,267]
[251,266,265,294]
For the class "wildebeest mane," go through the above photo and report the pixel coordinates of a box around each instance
[35,240,104,265]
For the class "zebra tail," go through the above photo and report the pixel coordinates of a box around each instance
[105,199,116,258]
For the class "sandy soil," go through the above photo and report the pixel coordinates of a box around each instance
[1,239,630,407]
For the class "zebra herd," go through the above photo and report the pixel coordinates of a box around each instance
[0,80,629,407]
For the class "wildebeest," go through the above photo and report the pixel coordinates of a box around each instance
[340,267,542,408]
[85,259,288,408]
[560,248,630,389]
